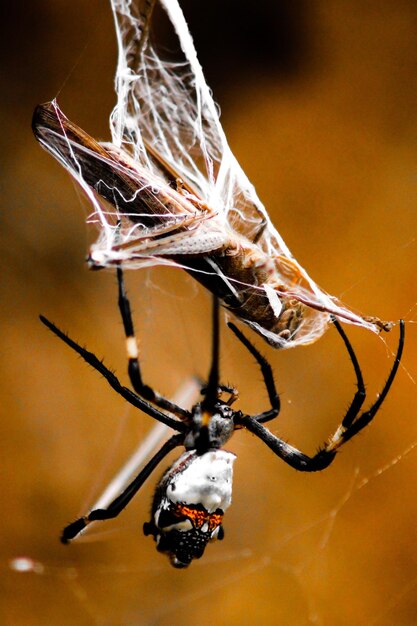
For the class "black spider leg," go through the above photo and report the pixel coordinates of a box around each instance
[192,296,222,454]
[227,322,280,424]
[236,319,405,472]
[198,302,238,405]
[117,266,190,420]
[203,295,220,410]
[61,433,184,543]
[39,315,186,433]
[330,318,405,445]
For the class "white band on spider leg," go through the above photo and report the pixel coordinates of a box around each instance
[126,336,139,359]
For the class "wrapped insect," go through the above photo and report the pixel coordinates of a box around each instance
[32,0,392,349]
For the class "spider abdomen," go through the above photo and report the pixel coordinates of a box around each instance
[144,450,235,568]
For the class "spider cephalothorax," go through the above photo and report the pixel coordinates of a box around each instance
[41,267,404,568]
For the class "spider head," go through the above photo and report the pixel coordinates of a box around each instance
[143,449,236,568]
[184,401,237,454]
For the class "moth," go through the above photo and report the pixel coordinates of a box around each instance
[32,0,392,348]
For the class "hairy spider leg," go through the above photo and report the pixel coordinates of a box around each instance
[327,317,405,447]
[61,433,184,543]
[117,266,190,419]
[193,296,224,454]
[235,319,404,472]
[202,295,220,411]
[227,322,280,424]
[39,315,186,433]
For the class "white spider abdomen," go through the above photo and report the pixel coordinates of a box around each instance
[166,450,236,513]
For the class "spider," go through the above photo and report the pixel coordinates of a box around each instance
[40,269,404,568]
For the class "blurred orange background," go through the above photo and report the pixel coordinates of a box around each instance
[1,1,417,624]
